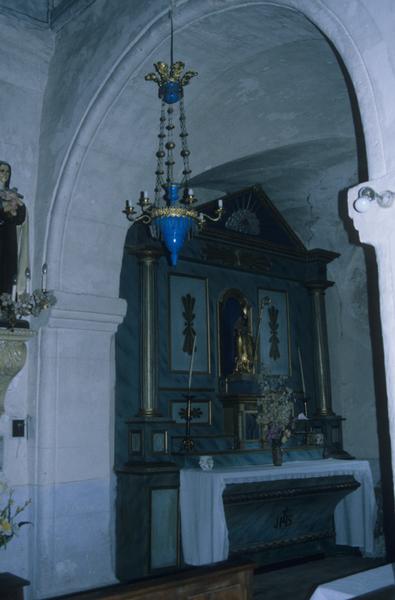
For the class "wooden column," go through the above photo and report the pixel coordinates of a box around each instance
[306,281,334,417]
[137,249,161,417]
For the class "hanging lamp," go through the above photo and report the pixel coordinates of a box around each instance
[123,8,223,266]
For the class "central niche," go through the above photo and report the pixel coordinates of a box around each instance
[219,289,254,377]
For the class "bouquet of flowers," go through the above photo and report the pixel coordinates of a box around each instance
[256,373,295,446]
[0,482,30,549]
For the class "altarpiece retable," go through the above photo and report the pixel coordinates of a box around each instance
[115,185,356,580]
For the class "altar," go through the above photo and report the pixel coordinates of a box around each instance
[180,459,377,566]
[116,186,375,580]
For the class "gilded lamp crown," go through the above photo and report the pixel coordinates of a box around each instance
[145,61,198,104]
[145,61,198,87]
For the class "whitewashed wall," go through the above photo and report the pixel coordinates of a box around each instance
[1,0,395,597]
[0,13,52,581]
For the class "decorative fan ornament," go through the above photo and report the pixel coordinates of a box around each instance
[225,208,261,236]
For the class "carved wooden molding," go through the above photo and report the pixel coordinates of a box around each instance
[0,328,36,414]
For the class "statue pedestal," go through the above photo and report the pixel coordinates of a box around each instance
[0,327,35,414]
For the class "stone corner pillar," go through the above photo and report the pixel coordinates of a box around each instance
[348,173,395,492]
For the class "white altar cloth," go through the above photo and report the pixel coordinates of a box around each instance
[309,563,395,599]
[180,459,376,566]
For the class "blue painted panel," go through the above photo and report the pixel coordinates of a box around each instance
[258,289,290,375]
[150,488,178,569]
[169,274,209,373]
[171,399,211,424]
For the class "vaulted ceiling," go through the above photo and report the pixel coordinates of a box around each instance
[158,4,363,247]
[0,0,95,28]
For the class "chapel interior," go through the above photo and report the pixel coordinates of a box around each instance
[1,1,395,600]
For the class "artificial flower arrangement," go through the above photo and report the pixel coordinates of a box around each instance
[256,372,295,447]
[0,482,30,549]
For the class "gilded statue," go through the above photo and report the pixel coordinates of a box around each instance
[234,304,255,374]
[0,162,28,295]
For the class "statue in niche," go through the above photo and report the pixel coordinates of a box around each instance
[234,303,255,374]
[0,161,28,295]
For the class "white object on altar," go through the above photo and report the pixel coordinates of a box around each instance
[309,563,395,599]
[179,459,377,566]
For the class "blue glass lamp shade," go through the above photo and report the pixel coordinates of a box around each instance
[159,81,183,104]
[153,184,195,266]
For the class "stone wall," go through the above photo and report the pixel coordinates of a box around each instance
[0,0,394,596]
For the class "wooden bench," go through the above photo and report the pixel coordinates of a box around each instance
[54,560,255,600]
[0,573,30,600]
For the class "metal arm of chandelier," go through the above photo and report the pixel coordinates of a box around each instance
[123,190,224,228]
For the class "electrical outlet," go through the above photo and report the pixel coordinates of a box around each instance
[12,419,25,438]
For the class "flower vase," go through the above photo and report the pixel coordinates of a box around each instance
[271,441,283,466]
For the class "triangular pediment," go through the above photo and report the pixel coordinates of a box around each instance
[199,185,306,253]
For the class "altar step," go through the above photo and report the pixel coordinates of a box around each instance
[253,555,385,600]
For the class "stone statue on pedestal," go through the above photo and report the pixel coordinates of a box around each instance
[234,303,255,374]
[0,161,28,295]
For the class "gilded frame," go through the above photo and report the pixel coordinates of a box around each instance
[168,273,210,374]
[151,430,168,454]
[128,430,143,455]
[170,398,212,425]
[257,287,291,376]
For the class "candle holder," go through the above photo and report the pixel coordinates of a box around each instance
[181,393,203,452]
[0,288,56,329]
[0,264,56,329]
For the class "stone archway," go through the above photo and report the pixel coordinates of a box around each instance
[31,1,393,596]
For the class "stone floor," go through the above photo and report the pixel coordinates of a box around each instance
[253,555,386,599]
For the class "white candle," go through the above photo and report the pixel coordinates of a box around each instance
[218,199,223,209]
[199,212,204,222]
[188,188,194,196]
[41,263,48,291]
[298,346,306,397]
[25,268,31,294]
[143,190,149,199]
[188,335,197,391]
[11,279,17,301]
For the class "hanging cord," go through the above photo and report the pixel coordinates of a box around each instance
[179,98,192,187]
[169,0,174,67]
[154,101,166,205]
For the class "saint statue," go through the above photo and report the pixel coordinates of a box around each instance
[0,161,28,294]
[234,303,255,374]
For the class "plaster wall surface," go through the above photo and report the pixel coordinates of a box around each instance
[35,0,395,285]
[0,13,52,581]
[1,0,395,597]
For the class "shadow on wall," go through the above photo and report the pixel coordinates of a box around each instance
[339,184,395,561]
[334,33,395,559]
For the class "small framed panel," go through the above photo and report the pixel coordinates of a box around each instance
[128,430,143,455]
[150,487,179,571]
[170,399,212,425]
[258,288,291,376]
[244,411,259,441]
[152,430,168,454]
[169,274,210,373]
